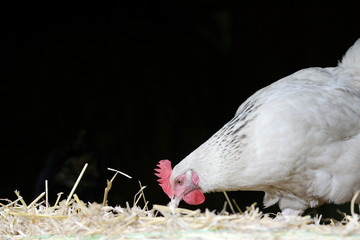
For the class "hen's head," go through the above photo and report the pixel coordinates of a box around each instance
[154,159,205,207]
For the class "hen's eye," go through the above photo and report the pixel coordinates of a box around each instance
[176,178,183,185]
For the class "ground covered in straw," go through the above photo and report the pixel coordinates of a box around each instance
[1,165,359,239]
[0,198,360,239]
[1,193,359,239]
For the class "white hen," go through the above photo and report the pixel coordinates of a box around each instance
[155,39,360,215]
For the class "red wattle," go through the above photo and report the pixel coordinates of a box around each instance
[183,189,205,205]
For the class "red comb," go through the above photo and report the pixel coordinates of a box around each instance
[154,159,174,198]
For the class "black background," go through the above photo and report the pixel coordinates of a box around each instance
[2,2,359,218]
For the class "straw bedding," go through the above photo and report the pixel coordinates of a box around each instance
[1,165,359,240]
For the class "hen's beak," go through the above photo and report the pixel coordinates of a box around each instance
[170,194,182,208]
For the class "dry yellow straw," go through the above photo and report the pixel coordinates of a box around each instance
[28,192,45,209]
[223,191,235,214]
[45,180,49,210]
[73,194,88,213]
[14,190,27,208]
[66,163,88,206]
[1,169,360,239]
[54,192,63,207]
[232,198,243,214]
[103,171,119,206]
[138,180,150,214]
[107,167,132,179]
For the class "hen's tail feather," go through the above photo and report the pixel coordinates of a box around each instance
[339,38,360,69]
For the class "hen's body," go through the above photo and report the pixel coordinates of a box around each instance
[172,39,360,214]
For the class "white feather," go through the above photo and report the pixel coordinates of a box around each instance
[171,39,360,214]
